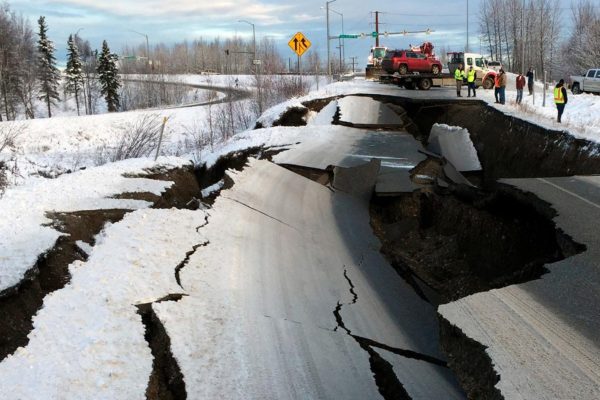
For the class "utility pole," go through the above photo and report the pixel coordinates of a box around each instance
[337,38,343,73]
[350,56,357,73]
[375,11,380,47]
[326,0,337,76]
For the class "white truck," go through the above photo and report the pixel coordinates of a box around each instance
[570,68,600,94]
[447,52,498,89]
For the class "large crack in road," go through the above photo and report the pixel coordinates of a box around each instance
[137,296,187,400]
[331,267,447,400]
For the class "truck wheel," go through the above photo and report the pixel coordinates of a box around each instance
[483,77,494,90]
[572,84,581,95]
[419,78,432,90]
[399,64,408,75]
[431,65,440,75]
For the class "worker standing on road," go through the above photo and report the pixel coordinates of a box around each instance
[494,73,501,103]
[467,66,476,97]
[516,72,526,104]
[526,67,534,95]
[554,79,568,123]
[498,69,507,105]
[455,63,465,97]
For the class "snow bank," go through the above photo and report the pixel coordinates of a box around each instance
[0,208,207,399]
[479,72,600,141]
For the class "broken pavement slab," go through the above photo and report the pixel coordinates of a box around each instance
[170,159,464,399]
[427,124,482,172]
[440,175,600,400]
[272,127,425,194]
[337,95,408,129]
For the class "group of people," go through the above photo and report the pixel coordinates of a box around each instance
[454,64,568,123]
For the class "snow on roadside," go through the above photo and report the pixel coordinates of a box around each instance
[0,208,207,400]
[0,156,189,293]
[477,72,600,142]
[0,104,207,182]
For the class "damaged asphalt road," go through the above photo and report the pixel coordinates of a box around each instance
[2,92,600,400]
[158,158,465,400]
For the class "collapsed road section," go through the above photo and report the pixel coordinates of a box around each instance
[156,159,465,399]
[1,90,599,399]
[272,93,599,399]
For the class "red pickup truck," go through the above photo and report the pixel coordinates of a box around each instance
[381,50,442,75]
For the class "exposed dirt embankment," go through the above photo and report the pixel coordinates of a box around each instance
[438,317,504,400]
[394,99,600,182]
[371,183,583,304]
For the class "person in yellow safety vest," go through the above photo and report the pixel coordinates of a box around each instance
[467,67,476,97]
[554,79,568,123]
[455,63,466,97]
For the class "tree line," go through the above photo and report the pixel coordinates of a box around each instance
[478,0,600,80]
[0,4,121,120]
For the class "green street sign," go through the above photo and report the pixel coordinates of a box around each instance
[339,34,359,39]
[371,31,378,37]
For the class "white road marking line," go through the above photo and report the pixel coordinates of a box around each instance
[537,178,600,210]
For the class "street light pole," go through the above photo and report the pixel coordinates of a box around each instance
[238,20,256,62]
[466,0,469,52]
[129,30,150,71]
[238,20,261,113]
[326,0,337,76]
[329,8,344,73]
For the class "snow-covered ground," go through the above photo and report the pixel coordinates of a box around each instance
[0,157,189,293]
[0,208,207,399]
[476,72,600,141]
[1,72,599,399]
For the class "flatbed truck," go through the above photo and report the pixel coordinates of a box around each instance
[379,72,482,91]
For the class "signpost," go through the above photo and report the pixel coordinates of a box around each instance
[288,32,311,74]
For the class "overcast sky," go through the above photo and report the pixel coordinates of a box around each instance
[9,0,497,64]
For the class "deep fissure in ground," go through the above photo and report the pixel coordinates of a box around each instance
[275,95,592,399]
[137,298,187,400]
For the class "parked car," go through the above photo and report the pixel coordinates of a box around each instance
[570,69,600,94]
[381,50,442,75]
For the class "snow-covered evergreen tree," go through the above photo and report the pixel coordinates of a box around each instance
[65,34,84,116]
[97,40,120,112]
[36,16,60,118]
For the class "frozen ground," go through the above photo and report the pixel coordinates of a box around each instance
[0,208,207,399]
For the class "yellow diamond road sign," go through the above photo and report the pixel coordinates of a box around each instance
[288,32,311,57]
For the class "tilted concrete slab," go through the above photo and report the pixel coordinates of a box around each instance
[166,159,464,399]
[338,95,406,128]
[427,124,482,172]
[440,176,600,400]
[273,127,425,194]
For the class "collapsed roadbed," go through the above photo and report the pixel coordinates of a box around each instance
[1,90,599,399]
[270,93,596,399]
